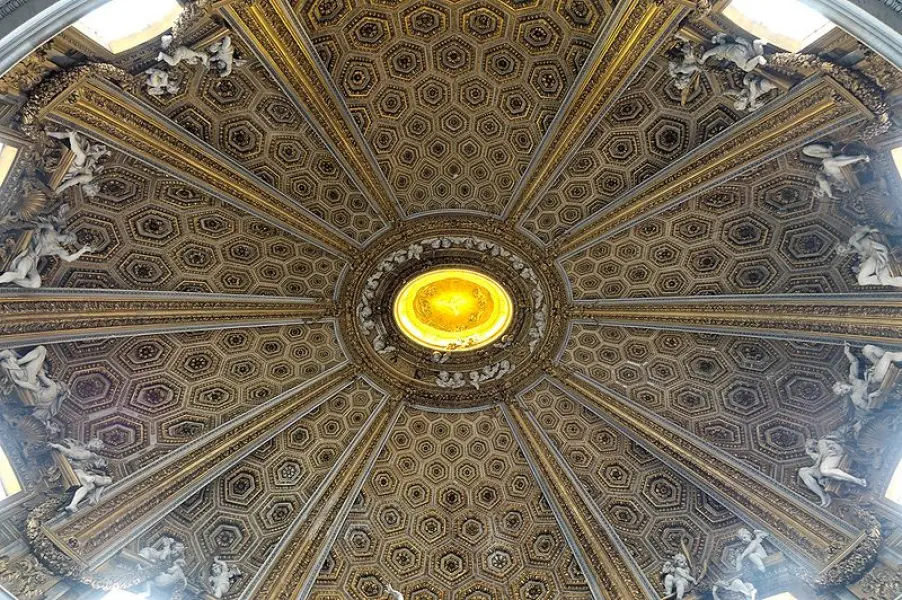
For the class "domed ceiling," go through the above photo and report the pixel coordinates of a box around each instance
[0,0,902,599]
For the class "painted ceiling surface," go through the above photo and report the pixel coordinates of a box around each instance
[0,1,902,600]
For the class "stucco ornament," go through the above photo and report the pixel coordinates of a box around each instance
[138,537,185,565]
[158,35,210,69]
[668,40,703,97]
[48,438,113,512]
[140,559,187,597]
[835,225,902,288]
[0,204,94,289]
[208,557,241,598]
[834,342,902,411]
[726,72,778,112]
[802,144,870,199]
[701,34,767,72]
[208,36,245,77]
[0,345,68,428]
[734,528,769,572]
[47,130,109,197]
[712,577,757,600]
[145,67,180,96]
[385,583,404,600]
[357,236,547,376]
[661,553,696,599]
[798,435,866,507]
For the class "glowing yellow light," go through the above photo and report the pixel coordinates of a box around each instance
[393,268,513,352]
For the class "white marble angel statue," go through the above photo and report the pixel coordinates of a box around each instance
[835,226,902,288]
[63,465,113,512]
[0,345,69,425]
[140,558,187,596]
[725,72,778,112]
[47,130,109,197]
[145,67,180,96]
[138,536,185,564]
[798,435,866,507]
[802,144,870,199]
[435,371,466,389]
[662,553,696,600]
[209,557,241,598]
[0,345,48,391]
[701,34,767,72]
[735,528,768,572]
[158,34,209,68]
[208,36,245,77]
[668,40,703,93]
[834,342,902,411]
[0,219,94,288]
[385,583,404,600]
[713,577,757,600]
[49,438,106,468]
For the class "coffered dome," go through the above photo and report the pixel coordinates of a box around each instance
[0,1,901,599]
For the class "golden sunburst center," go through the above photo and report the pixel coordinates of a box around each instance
[393,268,513,352]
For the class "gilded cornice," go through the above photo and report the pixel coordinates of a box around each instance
[0,289,333,347]
[219,0,404,223]
[48,365,357,566]
[501,400,654,600]
[41,76,357,256]
[237,389,392,599]
[503,0,687,223]
[554,75,872,254]
[571,294,902,347]
[251,400,403,600]
[548,368,858,570]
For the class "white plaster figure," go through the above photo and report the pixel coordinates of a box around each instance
[835,226,902,288]
[735,528,768,572]
[145,67,180,96]
[798,435,867,507]
[668,41,703,93]
[0,346,69,424]
[701,34,767,72]
[725,72,778,112]
[713,578,757,600]
[144,558,187,594]
[47,130,109,197]
[138,537,185,564]
[209,557,241,598]
[0,220,94,288]
[662,553,696,600]
[208,36,245,77]
[158,35,209,68]
[802,144,870,199]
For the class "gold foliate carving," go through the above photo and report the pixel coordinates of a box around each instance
[0,43,54,97]
[804,508,882,591]
[767,52,892,139]
[19,63,139,140]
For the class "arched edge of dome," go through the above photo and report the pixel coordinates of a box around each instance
[0,0,107,77]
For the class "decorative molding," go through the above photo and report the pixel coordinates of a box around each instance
[547,368,859,570]
[555,75,872,255]
[501,399,655,600]
[218,0,404,223]
[47,364,357,566]
[40,75,357,256]
[571,294,902,348]
[237,390,393,599]
[251,399,403,600]
[0,289,333,347]
[503,0,687,223]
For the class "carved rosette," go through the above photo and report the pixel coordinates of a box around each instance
[339,217,566,408]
